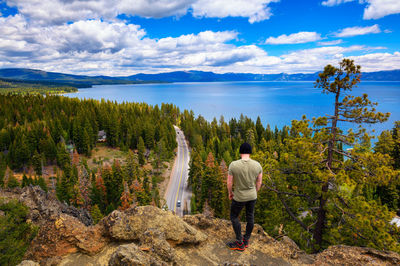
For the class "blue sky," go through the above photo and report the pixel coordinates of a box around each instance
[0,0,399,75]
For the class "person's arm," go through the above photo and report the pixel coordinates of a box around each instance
[227,174,234,200]
[256,172,263,192]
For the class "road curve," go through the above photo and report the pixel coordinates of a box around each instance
[165,126,191,216]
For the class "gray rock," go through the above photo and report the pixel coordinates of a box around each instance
[141,228,176,262]
[108,243,161,266]
[19,185,93,226]
[102,206,207,244]
[17,260,40,266]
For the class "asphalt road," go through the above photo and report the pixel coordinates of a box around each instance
[165,126,191,216]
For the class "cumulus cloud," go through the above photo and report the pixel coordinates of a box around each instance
[5,0,117,25]
[265,32,322,44]
[349,52,400,72]
[0,15,269,74]
[0,8,398,75]
[322,0,400,19]
[334,24,381,37]
[363,0,400,19]
[191,0,280,23]
[5,0,279,25]
[272,45,391,73]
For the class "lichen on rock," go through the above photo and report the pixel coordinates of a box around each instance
[102,206,207,244]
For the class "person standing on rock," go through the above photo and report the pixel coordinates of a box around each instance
[226,142,263,251]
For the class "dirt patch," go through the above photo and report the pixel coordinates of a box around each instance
[86,144,129,168]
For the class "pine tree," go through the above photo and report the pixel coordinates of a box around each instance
[37,176,47,192]
[6,170,19,188]
[90,171,107,213]
[0,157,6,187]
[119,181,133,210]
[57,166,72,204]
[265,59,395,252]
[40,134,57,163]
[21,173,29,187]
[56,142,71,170]
[137,136,146,166]
[31,150,43,176]
[90,204,103,224]
[391,121,400,169]
[0,200,38,266]
[256,116,264,144]
[374,130,395,155]
[188,151,204,212]
[124,150,138,185]
[11,133,30,169]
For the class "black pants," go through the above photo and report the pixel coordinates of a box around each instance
[230,199,257,241]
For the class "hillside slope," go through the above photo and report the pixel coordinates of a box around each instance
[1,186,399,266]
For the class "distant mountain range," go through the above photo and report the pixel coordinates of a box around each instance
[0,68,399,87]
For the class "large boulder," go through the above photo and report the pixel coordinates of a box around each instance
[108,243,162,266]
[140,228,176,262]
[102,206,207,245]
[19,185,92,226]
[25,213,107,262]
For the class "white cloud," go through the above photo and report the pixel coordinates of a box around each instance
[349,52,400,72]
[363,0,400,19]
[0,15,269,74]
[5,0,279,25]
[0,13,397,75]
[118,0,194,18]
[334,24,381,37]
[321,0,354,7]
[265,32,322,44]
[191,0,280,23]
[317,39,343,45]
[268,45,394,73]
[322,0,400,19]
[5,0,118,25]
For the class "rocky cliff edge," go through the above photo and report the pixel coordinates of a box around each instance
[2,186,400,266]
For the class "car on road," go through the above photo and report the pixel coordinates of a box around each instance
[176,200,181,207]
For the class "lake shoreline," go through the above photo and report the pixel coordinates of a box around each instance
[64,81,400,135]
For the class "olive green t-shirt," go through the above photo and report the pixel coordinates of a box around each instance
[228,158,262,202]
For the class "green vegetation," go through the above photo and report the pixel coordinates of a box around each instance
[0,78,78,95]
[0,199,38,266]
[0,59,399,255]
[184,59,400,253]
[0,93,177,216]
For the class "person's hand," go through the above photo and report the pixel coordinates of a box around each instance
[229,192,233,200]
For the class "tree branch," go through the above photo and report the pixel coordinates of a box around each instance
[277,191,313,233]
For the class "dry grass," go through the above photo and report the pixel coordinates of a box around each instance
[85,143,129,168]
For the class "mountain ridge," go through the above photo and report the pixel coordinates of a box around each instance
[1,68,400,85]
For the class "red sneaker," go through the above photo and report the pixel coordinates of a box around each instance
[226,240,245,251]
[243,237,249,248]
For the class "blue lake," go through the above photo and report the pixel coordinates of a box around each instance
[65,81,400,135]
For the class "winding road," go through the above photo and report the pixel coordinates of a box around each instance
[165,126,191,216]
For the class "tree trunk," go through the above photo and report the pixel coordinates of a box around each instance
[313,86,341,251]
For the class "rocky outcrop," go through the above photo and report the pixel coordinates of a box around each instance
[3,186,400,266]
[108,243,162,266]
[24,213,107,262]
[102,206,207,244]
[314,245,400,265]
[1,186,92,226]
